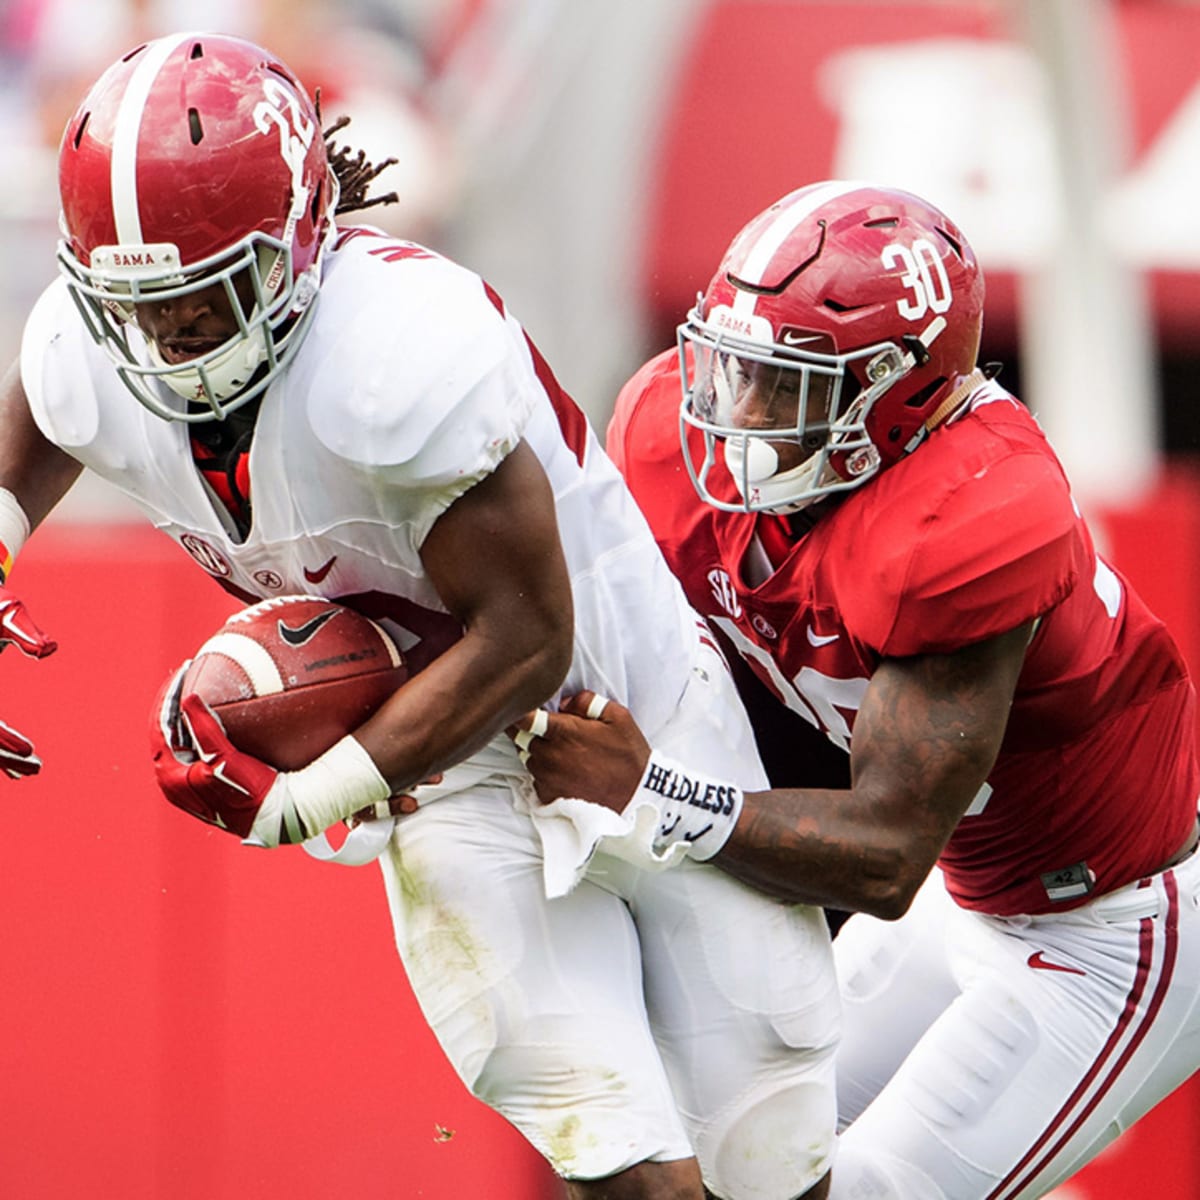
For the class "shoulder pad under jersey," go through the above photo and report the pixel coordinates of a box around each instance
[21,279,102,448]
[607,347,681,476]
[840,417,1087,656]
[303,247,537,487]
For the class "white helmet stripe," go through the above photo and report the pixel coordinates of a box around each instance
[110,31,196,244]
[730,180,868,319]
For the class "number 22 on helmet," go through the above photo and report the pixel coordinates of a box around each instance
[56,32,339,422]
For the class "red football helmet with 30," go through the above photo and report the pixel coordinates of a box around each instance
[679,180,985,514]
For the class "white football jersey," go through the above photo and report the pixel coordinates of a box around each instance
[21,227,701,746]
[22,230,840,1195]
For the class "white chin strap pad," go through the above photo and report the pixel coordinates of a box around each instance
[724,435,835,513]
[724,437,780,491]
[743,438,781,482]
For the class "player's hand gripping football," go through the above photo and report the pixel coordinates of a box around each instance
[151,662,290,840]
[508,690,649,811]
[150,663,392,846]
[0,584,57,779]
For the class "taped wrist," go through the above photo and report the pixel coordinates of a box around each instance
[635,751,743,861]
[0,487,31,581]
[249,735,390,846]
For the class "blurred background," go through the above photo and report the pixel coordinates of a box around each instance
[1,1,1199,1197]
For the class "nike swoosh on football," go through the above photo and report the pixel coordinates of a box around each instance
[278,609,339,647]
[303,556,338,584]
[806,626,839,647]
[1027,951,1086,976]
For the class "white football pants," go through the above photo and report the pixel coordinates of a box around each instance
[829,847,1200,1199]
[377,639,841,1199]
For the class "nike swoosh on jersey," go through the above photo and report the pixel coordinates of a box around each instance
[781,331,824,346]
[303,556,338,584]
[806,625,839,647]
[278,609,339,647]
[1027,951,1086,976]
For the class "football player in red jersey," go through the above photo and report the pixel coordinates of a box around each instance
[0,34,843,1200]
[514,181,1200,1198]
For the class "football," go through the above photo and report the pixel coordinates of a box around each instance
[180,595,407,771]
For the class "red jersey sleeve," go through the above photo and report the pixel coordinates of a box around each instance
[839,417,1089,656]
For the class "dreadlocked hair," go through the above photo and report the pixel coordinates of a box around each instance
[317,90,400,216]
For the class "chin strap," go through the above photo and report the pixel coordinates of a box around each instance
[923,368,988,433]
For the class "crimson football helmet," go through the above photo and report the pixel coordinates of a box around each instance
[679,181,986,513]
[56,32,338,422]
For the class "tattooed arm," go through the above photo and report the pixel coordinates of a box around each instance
[717,620,1033,918]
[512,620,1033,920]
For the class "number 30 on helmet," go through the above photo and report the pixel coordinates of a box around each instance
[56,32,338,421]
[679,181,986,514]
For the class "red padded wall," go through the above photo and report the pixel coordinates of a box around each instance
[0,523,558,1200]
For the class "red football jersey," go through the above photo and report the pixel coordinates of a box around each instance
[609,350,1199,916]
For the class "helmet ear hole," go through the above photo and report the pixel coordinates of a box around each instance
[904,377,947,409]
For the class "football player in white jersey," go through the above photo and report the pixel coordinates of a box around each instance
[0,33,840,1200]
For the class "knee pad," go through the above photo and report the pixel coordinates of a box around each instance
[471,1026,694,1181]
[698,1077,837,1200]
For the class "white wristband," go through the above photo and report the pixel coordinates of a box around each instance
[247,735,390,847]
[634,751,743,861]
[0,487,30,579]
